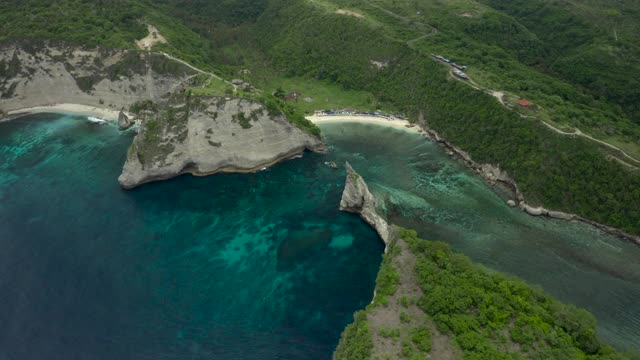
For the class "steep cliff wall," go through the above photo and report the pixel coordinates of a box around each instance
[0,42,195,113]
[118,95,324,188]
[422,125,640,246]
[340,162,392,247]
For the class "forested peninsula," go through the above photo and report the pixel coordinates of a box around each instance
[335,165,634,360]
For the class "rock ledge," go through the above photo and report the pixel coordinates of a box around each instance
[118,97,324,189]
[340,162,391,247]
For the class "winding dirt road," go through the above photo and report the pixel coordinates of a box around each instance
[445,64,640,167]
[358,0,438,46]
[159,52,236,90]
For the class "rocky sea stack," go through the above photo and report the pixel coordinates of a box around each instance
[118,108,133,130]
[339,162,391,247]
[118,95,324,188]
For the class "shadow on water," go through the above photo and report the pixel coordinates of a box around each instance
[277,227,333,271]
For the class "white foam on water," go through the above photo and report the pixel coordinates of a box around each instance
[87,116,108,124]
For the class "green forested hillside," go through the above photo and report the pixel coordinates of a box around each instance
[478,0,640,123]
[0,0,146,48]
[336,229,635,359]
[326,0,640,150]
[1,0,639,235]
[246,0,640,235]
[0,0,217,70]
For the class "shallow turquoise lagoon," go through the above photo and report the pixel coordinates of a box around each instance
[0,114,383,359]
[1,114,639,358]
[320,122,640,353]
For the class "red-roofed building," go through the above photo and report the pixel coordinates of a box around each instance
[517,99,532,108]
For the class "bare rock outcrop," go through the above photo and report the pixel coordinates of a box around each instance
[118,96,324,189]
[521,204,546,216]
[421,123,640,245]
[340,162,391,247]
[118,108,133,130]
[0,42,195,112]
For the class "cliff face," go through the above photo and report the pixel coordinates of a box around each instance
[118,95,324,188]
[340,162,391,247]
[423,125,640,245]
[0,42,195,112]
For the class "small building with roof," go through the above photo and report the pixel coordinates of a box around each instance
[517,99,532,108]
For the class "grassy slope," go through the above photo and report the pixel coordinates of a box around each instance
[327,0,640,158]
[250,0,640,235]
[478,0,640,122]
[335,229,635,359]
[0,0,147,48]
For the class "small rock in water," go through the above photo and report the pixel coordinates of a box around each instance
[507,200,516,207]
[118,108,133,130]
[324,161,338,169]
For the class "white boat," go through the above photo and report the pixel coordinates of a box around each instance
[87,116,108,124]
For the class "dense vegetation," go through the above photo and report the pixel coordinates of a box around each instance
[336,229,636,359]
[1,0,639,232]
[403,229,633,359]
[335,233,402,360]
[477,0,640,123]
[326,0,640,142]
[0,0,218,71]
[250,0,640,234]
[0,0,147,48]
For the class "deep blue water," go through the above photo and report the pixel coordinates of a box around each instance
[0,113,383,359]
[2,114,640,358]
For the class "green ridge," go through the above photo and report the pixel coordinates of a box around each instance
[336,229,637,359]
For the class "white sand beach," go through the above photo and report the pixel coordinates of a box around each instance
[5,104,127,121]
[305,115,422,134]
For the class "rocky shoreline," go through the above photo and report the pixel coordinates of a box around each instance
[0,42,325,189]
[339,162,393,251]
[0,42,195,116]
[417,123,640,246]
[120,143,324,189]
[118,96,325,189]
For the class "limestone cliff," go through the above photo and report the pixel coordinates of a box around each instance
[340,162,391,247]
[422,124,640,245]
[0,42,195,112]
[118,95,324,188]
[118,109,133,130]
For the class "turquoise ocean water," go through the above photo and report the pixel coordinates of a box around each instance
[0,113,383,359]
[1,114,639,358]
